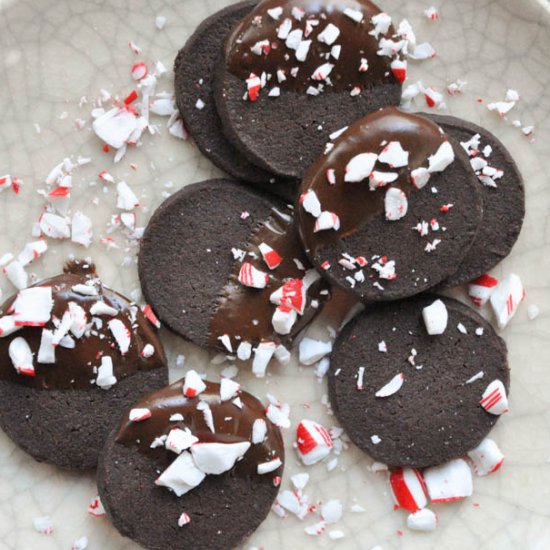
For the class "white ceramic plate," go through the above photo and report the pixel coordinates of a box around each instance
[1,0,549,548]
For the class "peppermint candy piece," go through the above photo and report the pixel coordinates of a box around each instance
[129,408,152,422]
[480,379,509,415]
[272,306,298,335]
[321,500,343,524]
[428,141,455,173]
[96,356,117,389]
[314,211,340,233]
[71,212,93,247]
[90,301,118,317]
[257,456,283,474]
[165,428,198,454]
[258,242,283,269]
[317,23,340,46]
[252,418,267,444]
[300,189,322,218]
[9,337,35,376]
[178,512,191,527]
[92,106,138,149]
[422,299,448,335]
[219,378,240,401]
[155,451,205,496]
[252,341,277,377]
[344,153,377,183]
[238,262,269,289]
[407,508,438,532]
[467,438,505,476]
[191,441,251,475]
[17,240,48,267]
[33,515,54,534]
[385,188,408,221]
[37,329,55,364]
[183,370,206,397]
[39,212,71,239]
[389,468,427,512]
[424,458,473,502]
[489,273,525,329]
[390,59,407,84]
[375,373,404,397]
[87,496,106,517]
[378,141,409,168]
[296,419,333,465]
[411,167,430,189]
[12,287,53,327]
[298,337,332,365]
[468,273,499,307]
[108,318,131,355]
[270,279,305,314]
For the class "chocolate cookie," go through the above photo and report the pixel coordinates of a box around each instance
[98,376,284,550]
[0,262,167,469]
[174,1,297,200]
[328,294,510,468]
[425,114,525,288]
[213,0,403,179]
[295,108,484,303]
[138,179,329,375]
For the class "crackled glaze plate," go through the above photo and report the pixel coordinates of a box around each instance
[1,0,550,548]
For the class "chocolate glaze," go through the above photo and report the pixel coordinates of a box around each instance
[298,107,448,255]
[0,268,166,390]
[209,206,330,349]
[116,379,284,478]
[225,0,398,94]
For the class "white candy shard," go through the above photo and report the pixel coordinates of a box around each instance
[411,167,430,189]
[344,153,377,182]
[237,341,252,361]
[299,337,332,365]
[252,341,277,377]
[375,373,404,397]
[165,428,198,454]
[252,418,268,444]
[428,141,455,172]
[71,212,93,247]
[39,212,71,239]
[96,356,117,389]
[317,23,340,45]
[71,536,88,550]
[90,301,118,317]
[178,512,191,527]
[87,495,106,517]
[12,287,53,326]
[467,438,505,476]
[407,508,438,531]
[300,189,322,218]
[155,451,206,496]
[37,329,56,364]
[321,500,343,524]
[4,261,28,290]
[116,181,139,210]
[183,370,206,397]
[257,457,283,474]
[480,379,509,415]
[314,211,340,233]
[468,273,499,307]
[129,408,152,422]
[385,187,408,221]
[266,402,291,429]
[191,442,251,475]
[422,299,448,335]
[220,377,240,401]
[272,306,298,335]
[379,141,409,168]
[490,273,525,329]
[92,107,138,149]
[17,240,48,267]
[9,337,35,376]
[424,459,474,503]
[296,419,333,465]
[238,262,269,289]
[33,515,54,534]
[108,318,131,355]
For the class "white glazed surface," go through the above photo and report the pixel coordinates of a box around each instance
[0,0,549,549]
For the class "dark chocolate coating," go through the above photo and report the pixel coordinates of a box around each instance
[98,379,283,550]
[328,294,510,468]
[425,114,525,288]
[296,108,484,302]
[138,179,328,352]
[174,1,297,200]
[0,368,167,470]
[214,0,402,178]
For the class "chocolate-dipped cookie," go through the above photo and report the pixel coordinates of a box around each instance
[295,107,484,303]
[214,0,403,179]
[138,179,329,376]
[424,114,525,288]
[98,375,284,550]
[174,1,297,200]
[328,294,510,468]
[0,262,167,470]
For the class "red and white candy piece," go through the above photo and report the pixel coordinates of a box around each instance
[490,273,525,329]
[317,23,340,45]
[252,418,267,444]
[155,451,205,496]
[252,341,277,377]
[68,302,88,338]
[369,171,398,190]
[238,262,269,289]
[191,441,251,475]
[390,59,407,84]
[33,515,54,535]
[389,468,427,512]
[116,181,139,210]
[96,356,117,389]
[165,428,198,454]
[424,458,473,502]
[12,287,53,327]
[407,508,438,532]
[272,305,298,335]
[270,279,305,315]
[246,73,262,101]
[39,212,71,239]
[108,319,131,355]
[4,260,28,290]
[9,337,35,376]
[92,106,138,149]
[129,408,152,422]
[87,496,106,517]
[411,167,430,189]
[467,438,505,476]
[266,401,291,429]
[379,141,409,168]
[220,377,240,401]
[183,369,206,397]
[468,273,499,307]
[258,242,283,270]
[257,456,283,474]
[424,6,440,20]
[300,189,322,218]
[480,380,509,415]
[178,512,191,527]
[422,299,448,335]
[90,301,118,317]
[314,211,340,233]
[142,304,161,328]
[71,536,88,550]
[17,240,48,267]
[375,373,404,397]
[385,187,408,221]
[37,329,55,364]
[344,152,377,182]
[428,141,455,173]
[131,61,148,81]
[296,419,333,465]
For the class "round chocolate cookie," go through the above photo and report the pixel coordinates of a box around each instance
[98,377,284,550]
[0,263,167,469]
[425,114,525,288]
[213,0,403,179]
[174,1,297,200]
[138,179,329,370]
[295,108,484,303]
[328,294,510,468]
